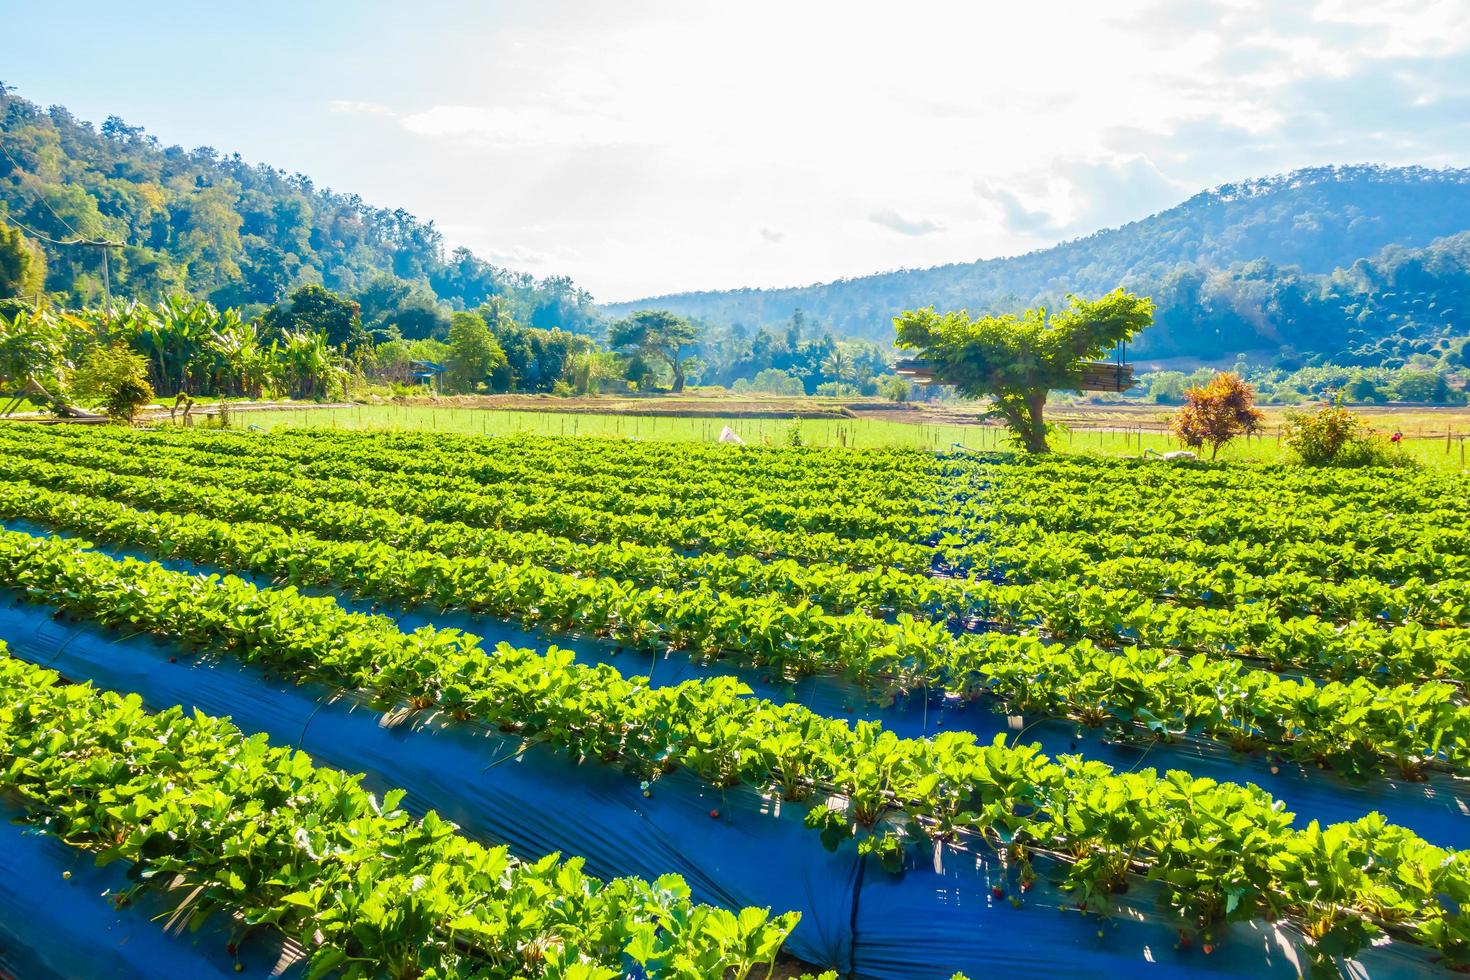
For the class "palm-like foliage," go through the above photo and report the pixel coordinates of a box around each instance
[272,329,345,400]
[206,309,269,397]
[0,307,79,413]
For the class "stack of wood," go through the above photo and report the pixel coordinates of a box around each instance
[895,358,1135,392]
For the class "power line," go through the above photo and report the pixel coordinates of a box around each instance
[0,135,85,240]
[0,207,124,312]
[0,208,122,248]
[0,207,93,246]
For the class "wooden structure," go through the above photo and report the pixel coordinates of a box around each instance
[895,358,1136,393]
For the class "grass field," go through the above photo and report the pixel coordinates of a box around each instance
[228,404,1470,469]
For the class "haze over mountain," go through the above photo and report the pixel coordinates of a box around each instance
[605,166,1470,364]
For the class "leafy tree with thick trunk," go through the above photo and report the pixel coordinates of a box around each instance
[894,290,1153,452]
[610,310,699,393]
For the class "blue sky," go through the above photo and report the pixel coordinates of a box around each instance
[5,0,1470,301]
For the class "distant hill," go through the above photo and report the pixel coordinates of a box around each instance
[604,165,1470,362]
[0,84,599,333]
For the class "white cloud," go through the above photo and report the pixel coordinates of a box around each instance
[281,0,1470,300]
[869,209,946,236]
[483,243,551,266]
[328,99,397,117]
[399,104,640,148]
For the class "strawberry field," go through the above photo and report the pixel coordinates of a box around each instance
[0,422,1465,979]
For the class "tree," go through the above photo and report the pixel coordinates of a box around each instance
[894,290,1154,452]
[70,343,155,423]
[1170,372,1264,459]
[609,310,700,392]
[259,285,365,349]
[879,375,911,403]
[0,225,45,300]
[444,311,506,393]
[1145,370,1188,404]
[1343,375,1382,403]
[821,347,854,384]
[1391,370,1455,403]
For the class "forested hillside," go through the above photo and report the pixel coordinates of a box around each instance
[607,166,1470,365]
[6,80,1469,379]
[0,84,599,335]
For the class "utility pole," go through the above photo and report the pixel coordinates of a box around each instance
[68,238,125,330]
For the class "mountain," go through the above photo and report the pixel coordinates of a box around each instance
[0,84,599,334]
[603,165,1470,362]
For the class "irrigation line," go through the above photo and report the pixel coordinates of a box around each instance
[481,734,549,772]
[295,695,330,752]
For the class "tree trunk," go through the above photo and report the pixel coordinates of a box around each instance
[670,356,685,393]
[1021,388,1050,453]
[23,378,105,420]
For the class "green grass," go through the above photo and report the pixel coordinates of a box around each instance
[212,405,1470,471]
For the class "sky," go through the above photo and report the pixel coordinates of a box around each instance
[5,0,1470,302]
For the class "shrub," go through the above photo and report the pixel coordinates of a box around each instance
[815,381,860,397]
[70,343,155,423]
[748,368,805,396]
[1282,404,1415,468]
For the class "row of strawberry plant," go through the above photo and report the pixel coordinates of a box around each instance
[47,446,1452,636]
[23,425,1470,597]
[2,518,1465,788]
[0,649,800,980]
[2,537,1464,969]
[945,454,1470,512]
[0,427,936,571]
[943,493,1470,558]
[945,519,1470,592]
[142,424,958,494]
[148,426,944,528]
[937,461,1470,544]
[0,424,946,547]
[8,458,1468,695]
[961,535,1469,626]
[16,432,1470,658]
[940,451,1470,508]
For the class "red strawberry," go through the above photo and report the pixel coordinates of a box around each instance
[991,885,1005,899]
[708,809,719,819]
[1202,943,1215,955]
